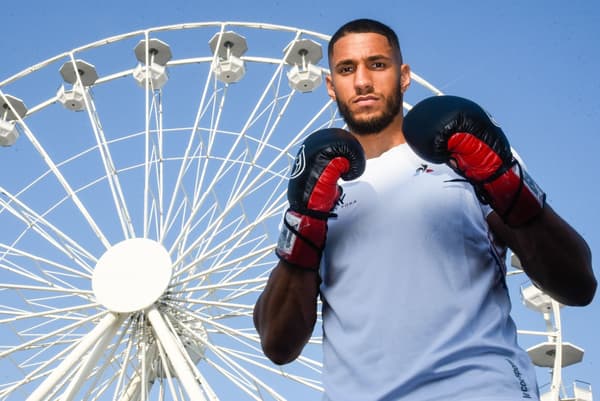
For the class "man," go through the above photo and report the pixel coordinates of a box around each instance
[253,18,596,401]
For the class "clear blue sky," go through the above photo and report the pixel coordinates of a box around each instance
[2,0,599,397]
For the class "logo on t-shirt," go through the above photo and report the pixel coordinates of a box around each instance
[333,192,357,211]
[506,359,533,399]
[415,163,434,175]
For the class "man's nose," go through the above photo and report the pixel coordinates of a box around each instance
[354,65,373,93]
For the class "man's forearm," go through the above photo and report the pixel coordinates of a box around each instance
[490,204,596,306]
[253,261,320,365]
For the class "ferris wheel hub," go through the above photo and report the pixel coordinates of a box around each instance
[92,238,173,313]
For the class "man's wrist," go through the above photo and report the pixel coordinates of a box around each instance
[275,209,326,270]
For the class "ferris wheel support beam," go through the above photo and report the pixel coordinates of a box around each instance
[59,312,127,401]
[146,306,208,401]
[548,299,563,401]
[26,312,124,401]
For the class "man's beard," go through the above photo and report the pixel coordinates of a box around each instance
[336,86,403,136]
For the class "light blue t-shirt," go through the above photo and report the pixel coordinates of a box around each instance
[320,143,539,401]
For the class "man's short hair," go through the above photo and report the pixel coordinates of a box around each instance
[328,18,403,64]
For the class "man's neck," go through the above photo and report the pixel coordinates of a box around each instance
[352,117,406,159]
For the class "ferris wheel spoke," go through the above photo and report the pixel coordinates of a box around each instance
[0,242,93,286]
[172,243,273,295]
[196,313,325,392]
[166,53,291,258]
[0,188,97,273]
[160,28,226,240]
[224,92,296,206]
[167,277,265,298]
[178,249,271,302]
[176,164,286,282]
[160,113,213,251]
[0,332,86,399]
[172,301,324,390]
[218,347,323,392]
[188,214,263,278]
[61,317,134,401]
[236,94,338,206]
[170,100,337,271]
[0,283,92,298]
[172,298,255,314]
[68,57,137,241]
[179,301,253,323]
[206,358,273,401]
[220,110,289,207]
[235,166,288,213]
[171,156,251,268]
[143,87,169,239]
[170,196,283,279]
[201,338,287,400]
[7,115,111,249]
[150,93,169,242]
[0,302,99,325]
[192,251,268,303]
[171,216,270,282]
[168,304,259,350]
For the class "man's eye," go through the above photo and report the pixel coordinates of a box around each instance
[372,62,385,69]
[338,66,354,74]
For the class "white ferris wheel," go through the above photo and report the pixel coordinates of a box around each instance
[0,21,591,401]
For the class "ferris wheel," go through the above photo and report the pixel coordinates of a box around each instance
[0,21,589,401]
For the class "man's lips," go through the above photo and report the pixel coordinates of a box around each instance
[353,95,379,106]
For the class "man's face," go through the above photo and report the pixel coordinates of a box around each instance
[326,32,410,135]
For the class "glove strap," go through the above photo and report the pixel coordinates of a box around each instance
[275,209,328,270]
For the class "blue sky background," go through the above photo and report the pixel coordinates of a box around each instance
[2,0,598,397]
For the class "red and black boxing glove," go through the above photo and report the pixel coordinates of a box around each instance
[276,128,366,269]
[403,95,545,227]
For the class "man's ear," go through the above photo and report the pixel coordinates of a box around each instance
[400,64,411,94]
[325,74,336,100]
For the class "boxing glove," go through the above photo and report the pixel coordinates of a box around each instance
[403,95,545,227]
[276,128,366,269]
